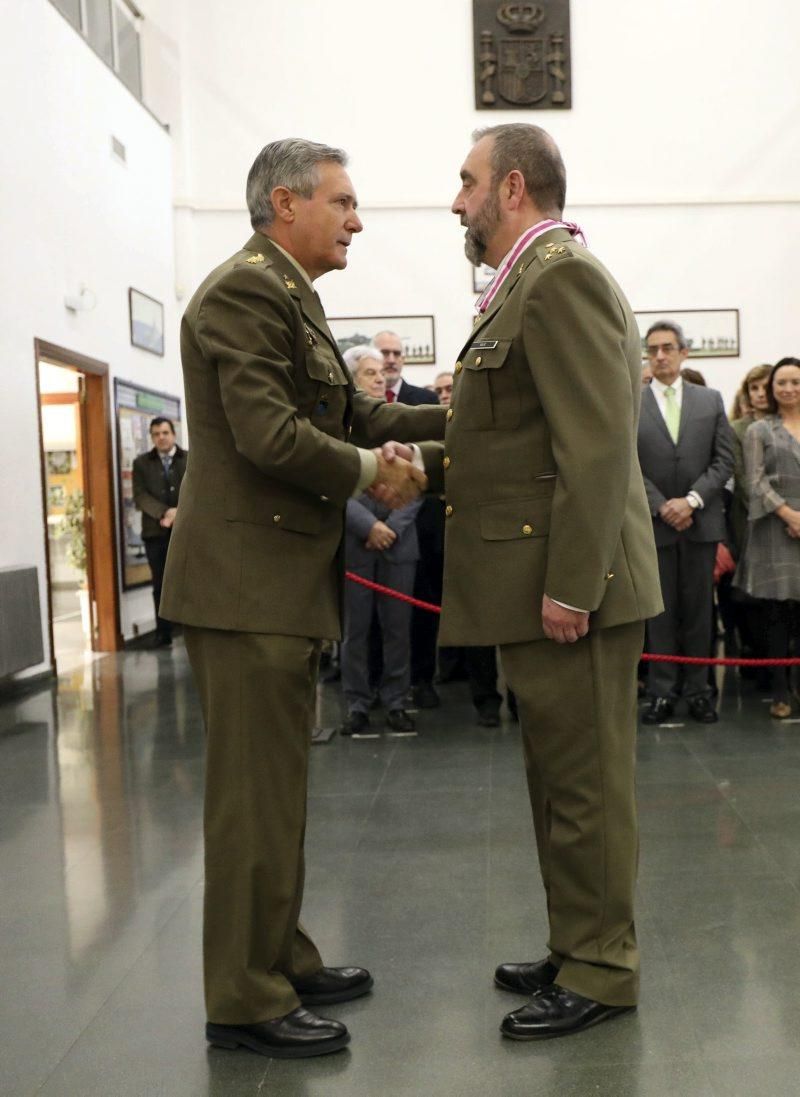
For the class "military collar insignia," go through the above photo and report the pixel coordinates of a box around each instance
[283,274,298,290]
[246,253,264,264]
[304,324,318,348]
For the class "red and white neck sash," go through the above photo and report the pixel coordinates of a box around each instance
[475,219,587,315]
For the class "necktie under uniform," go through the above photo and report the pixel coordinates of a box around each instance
[664,386,680,443]
[386,389,396,404]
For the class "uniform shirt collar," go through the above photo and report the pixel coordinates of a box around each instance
[651,375,683,397]
[268,239,314,290]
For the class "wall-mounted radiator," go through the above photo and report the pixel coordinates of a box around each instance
[0,567,45,677]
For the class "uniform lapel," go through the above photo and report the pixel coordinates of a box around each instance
[461,227,574,355]
[247,237,346,365]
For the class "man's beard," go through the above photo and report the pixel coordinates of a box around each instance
[463,190,500,266]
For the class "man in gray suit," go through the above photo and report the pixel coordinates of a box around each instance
[638,320,735,724]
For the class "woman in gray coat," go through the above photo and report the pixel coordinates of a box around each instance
[735,358,800,717]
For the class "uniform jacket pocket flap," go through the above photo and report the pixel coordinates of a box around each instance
[479,496,550,541]
[305,346,347,386]
[464,339,512,370]
[226,502,323,534]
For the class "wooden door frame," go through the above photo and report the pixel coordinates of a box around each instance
[34,339,123,664]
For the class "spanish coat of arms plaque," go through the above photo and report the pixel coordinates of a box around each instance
[473,1,571,110]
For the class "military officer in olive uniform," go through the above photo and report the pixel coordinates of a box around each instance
[436,124,662,1040]
[132,416,187,647]
[160,138,445,1059]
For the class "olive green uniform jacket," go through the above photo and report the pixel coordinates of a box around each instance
[435,227,662,646]
[160,235,445,637]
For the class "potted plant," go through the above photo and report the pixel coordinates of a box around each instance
[57,490,91,642]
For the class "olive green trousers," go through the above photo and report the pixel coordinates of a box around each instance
[184,626,324,1023]
[500,620,644,1007]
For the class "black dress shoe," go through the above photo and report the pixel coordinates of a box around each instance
[413,682,441,708]
[500,985,635,1040]
[476,706,501,727]
[494,958,560,994]
[506,692,519,723]
[339,711,370,736]
[687,695,719,723]
[206,1006,349,1059]
[641,697,674,725]
[386,709,416,734]
[292,965,373,1006]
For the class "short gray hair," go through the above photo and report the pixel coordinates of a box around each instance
[246,138,348,229]
[472,123,566,217]
[646,320,688,350]
[343,345,383,372]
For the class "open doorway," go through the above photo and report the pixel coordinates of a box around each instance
[35,341,122,674]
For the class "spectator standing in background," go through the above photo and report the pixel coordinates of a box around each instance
[132,416,187,648]
[372,331,440,407]
[735,358,800,718]
[340,346,422,737]
[638,320,735,724]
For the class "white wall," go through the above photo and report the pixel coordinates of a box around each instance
[0,1,183,675]
[164,0,798,396]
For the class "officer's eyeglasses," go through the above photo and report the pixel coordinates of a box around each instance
[646,343,679,357]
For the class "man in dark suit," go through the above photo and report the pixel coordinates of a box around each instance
[132,417,187,647]
[371,330,440,407]
[638,320,735,724]
[160,138,445,1059]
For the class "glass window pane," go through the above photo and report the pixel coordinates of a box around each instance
[114,4,142,99]
[85,0,113,66]
[50,0,82,30]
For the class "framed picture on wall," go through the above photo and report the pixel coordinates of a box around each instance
[472,262,495,294]
[114,379,182,590]
[129,287,165,356]
[634,309,740,359]
[328,315,436,365]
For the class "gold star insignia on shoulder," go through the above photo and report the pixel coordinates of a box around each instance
[246,253,264,264]
[283,274,297,289]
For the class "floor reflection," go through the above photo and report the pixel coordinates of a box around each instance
[3,655,800,1095]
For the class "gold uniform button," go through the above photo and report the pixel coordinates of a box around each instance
[443,456,451,469]
[446,408,454,421]
[273,514,281,523]
[445,505,454,517]
[522,524,533,536]
[475,356,482,366]
[455,361,463,374]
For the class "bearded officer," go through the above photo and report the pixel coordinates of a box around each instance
[160,138,445,1059]
[395,123,662,1040]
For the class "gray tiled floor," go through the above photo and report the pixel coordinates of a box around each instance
[2,647,799,1096]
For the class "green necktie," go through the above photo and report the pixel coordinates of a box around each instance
[664,386,680,443]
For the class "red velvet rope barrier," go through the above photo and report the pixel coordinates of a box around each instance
[344,570,800,667]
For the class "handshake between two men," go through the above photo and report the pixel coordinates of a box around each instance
[367,441,426,510]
